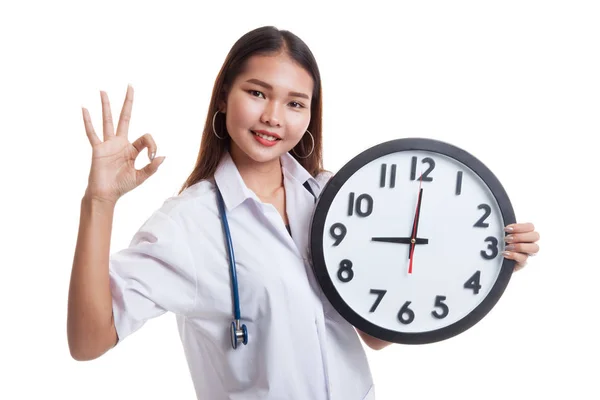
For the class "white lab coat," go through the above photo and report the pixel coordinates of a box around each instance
[109,151,375,399]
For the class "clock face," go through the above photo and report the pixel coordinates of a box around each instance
[310,138,516,344]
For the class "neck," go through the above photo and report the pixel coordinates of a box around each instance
[230,147,283,198]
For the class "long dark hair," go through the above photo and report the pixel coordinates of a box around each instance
[178,26,325,195]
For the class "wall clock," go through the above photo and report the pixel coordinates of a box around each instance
[309,138,516,344]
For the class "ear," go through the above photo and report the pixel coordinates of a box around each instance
[218,86,228,113]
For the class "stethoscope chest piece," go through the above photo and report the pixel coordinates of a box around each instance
[231,320,249,349]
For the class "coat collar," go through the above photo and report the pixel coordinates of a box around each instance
[213,151,320,212]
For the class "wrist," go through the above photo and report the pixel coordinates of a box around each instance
[82,192,117,213]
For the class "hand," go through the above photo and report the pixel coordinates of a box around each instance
[503,222,540,272]
[82,85,165,205]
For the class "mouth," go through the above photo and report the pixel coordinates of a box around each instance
[250,130,282,142]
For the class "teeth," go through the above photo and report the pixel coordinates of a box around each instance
[253,131,278,141]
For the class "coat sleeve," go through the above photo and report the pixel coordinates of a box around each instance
[108,209,197,343]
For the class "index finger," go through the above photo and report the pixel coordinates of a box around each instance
[116,84,134,138]
[505,222,535,233]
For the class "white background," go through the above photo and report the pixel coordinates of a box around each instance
[1,1,598,399]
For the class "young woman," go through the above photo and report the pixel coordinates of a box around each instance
[67,26,540,399]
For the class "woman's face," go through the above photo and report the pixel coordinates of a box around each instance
[222,53,314,167]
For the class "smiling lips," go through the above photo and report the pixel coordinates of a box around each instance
[251,130,281,147]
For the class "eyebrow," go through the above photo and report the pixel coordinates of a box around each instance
[245,78,310,100]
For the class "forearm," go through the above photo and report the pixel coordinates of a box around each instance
[356,329,394,350]
[67,194,118,360]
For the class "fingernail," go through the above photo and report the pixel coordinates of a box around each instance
[505,235,514,242]
[505,244,516,251]
[502,251,513,257]
[150,152,155,161]
[504,226,514,232]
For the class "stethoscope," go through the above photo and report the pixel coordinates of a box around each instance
[216,181,317,349]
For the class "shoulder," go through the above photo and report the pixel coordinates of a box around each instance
[315,170,334,188]
[141,179,217,232]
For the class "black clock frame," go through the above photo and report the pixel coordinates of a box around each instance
[309,138,516,344]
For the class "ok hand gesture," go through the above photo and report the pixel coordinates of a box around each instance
[82,85,165,205]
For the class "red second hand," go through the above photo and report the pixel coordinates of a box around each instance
[408,172,423,274]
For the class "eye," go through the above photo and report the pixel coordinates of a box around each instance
[289,101,305,109]
[248,90,265,98]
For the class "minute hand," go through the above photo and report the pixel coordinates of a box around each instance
[408,185,424,273]
[371,237,429,244]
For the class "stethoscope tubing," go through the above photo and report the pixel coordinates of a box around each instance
[215,181,315,349]
[216,189,242,321]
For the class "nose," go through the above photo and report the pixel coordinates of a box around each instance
[260,101,282,127]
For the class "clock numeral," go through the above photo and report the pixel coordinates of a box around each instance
[337,259,354,283]
[431,295,449,319]
[456,171,463,195]
[481,236,499,260]
[397,301,415,325]
[330,223,347,246]
[474,204,491,228]
[379,163,397,188]
[347,192,373,217]
[394,296,451,324]
[369,289,387,312]
[464,271,482,294]
[410,156,435,182]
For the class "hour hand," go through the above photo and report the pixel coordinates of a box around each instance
[371,237,429,245]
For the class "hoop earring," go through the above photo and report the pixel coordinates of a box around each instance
[292,130,315,159]
[212,111,227,140]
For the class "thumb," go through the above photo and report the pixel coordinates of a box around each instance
[137,156,166,185]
